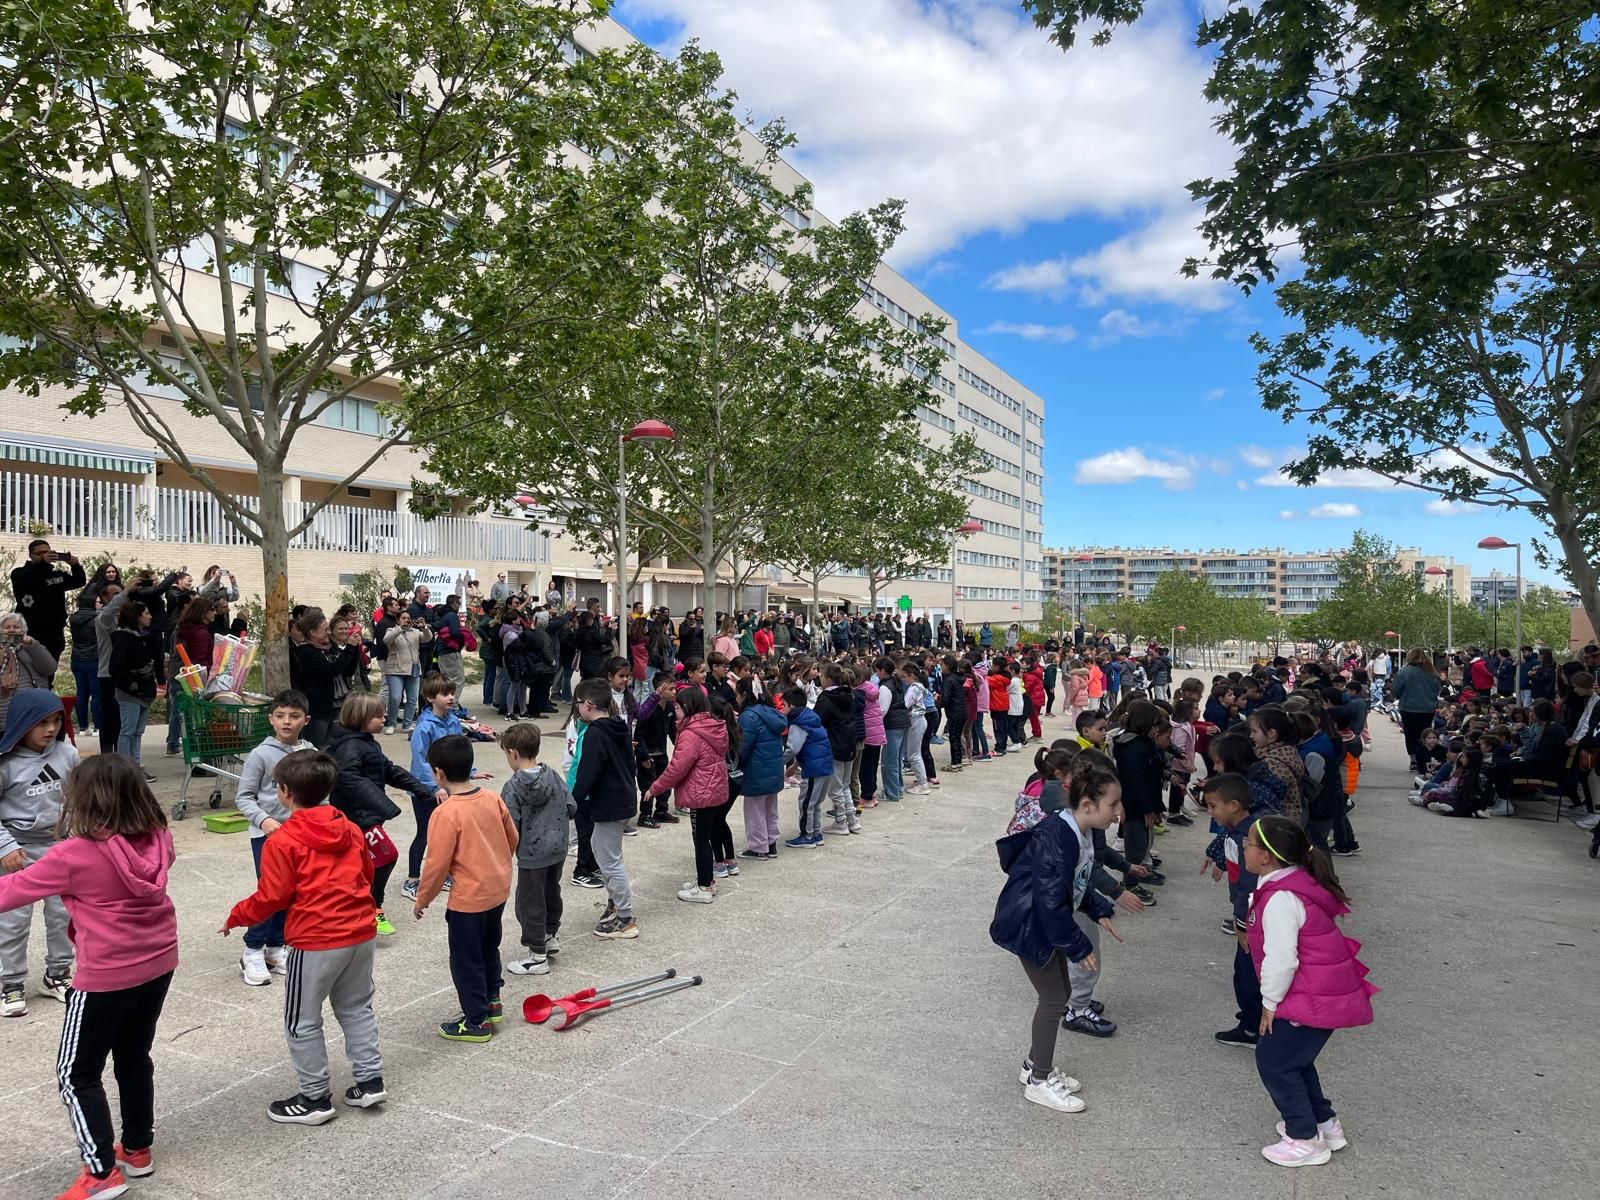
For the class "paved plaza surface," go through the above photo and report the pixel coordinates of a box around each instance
[0,712,1593,1198]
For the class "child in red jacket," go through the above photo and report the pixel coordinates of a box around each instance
[1023,657,1047,741]
[223,751,385,1127]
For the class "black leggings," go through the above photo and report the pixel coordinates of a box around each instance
[1020,952,1072,1076]
[945,710,967,767]
[921,708,940,782]
[407,795,438,879]
[1400,710,1434,767]
[59,971,172,1176]
[690,798,736,887]
[372,859,396,910]
[860,744,882,800]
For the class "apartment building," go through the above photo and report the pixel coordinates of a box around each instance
[1470,574,1523,612]
[0,14,1045,626]
[1041,546,1462,617]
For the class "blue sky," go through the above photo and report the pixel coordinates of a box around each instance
[611,0,1559,588]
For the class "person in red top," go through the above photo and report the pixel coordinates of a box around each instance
[223,751,386,1127]
[988,665,1013,756]
[752,621,774,661]
[1022,657,1047,741]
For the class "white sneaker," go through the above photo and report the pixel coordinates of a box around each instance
[1427,801,1455,814]
[1261,1134,1331,1167]
[383,726,395,736]
[1,985,25,1017]
[546,934,560,955]
[1018,1061,1081,1092]
[1485,798,1514,817]
[240,948,271,986]
[678,884,715,904]
[1575,812,1600,831]
[822,821,852,835]
[506,955,550,975]
[40,973,72,1003]
[1024,1073,1086,1113]
[263,946,288,975]
[907,785,931,796]
[1278,1117,1347,1151]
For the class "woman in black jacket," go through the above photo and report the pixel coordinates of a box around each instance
[289,607,359,746]
[326,691,438,933]
[938,653,969,772]
[573,611,615,681]
[109,600,159,769]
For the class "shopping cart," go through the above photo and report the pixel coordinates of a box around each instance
[173,693,274,821]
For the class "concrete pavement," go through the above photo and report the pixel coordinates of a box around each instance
[0,712,1593,1198]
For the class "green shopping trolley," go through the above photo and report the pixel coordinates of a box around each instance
[173,693,275,821]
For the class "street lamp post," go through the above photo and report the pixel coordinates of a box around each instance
[1425,561,1454,654]
[616,420,675,619]
[953,518,984,634]
[1175,624,1186,665]
[1073,553,1094,632]
[1477,537,1522,654]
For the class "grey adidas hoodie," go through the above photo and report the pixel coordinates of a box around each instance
[502,763,575,870]
[0,688,81,855]
[235,737,317,837]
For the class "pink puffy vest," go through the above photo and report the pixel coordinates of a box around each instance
[858,678,886,746]
[1248,868,1377,1030]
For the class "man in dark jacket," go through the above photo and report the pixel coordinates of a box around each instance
[407,586,438,675]
[9,539,85,663]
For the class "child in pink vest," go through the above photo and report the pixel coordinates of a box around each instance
[1244,815,1377,1169]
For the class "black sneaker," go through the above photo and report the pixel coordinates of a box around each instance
[268,1092,337,1125]
[738,849,768,860]
[1140,870,1167,886]
[487,994,503,1024]
[655,812,681,824]
[638,816,660,829]
[1330,846,1362,857]
[1127,884,1157,905]
[1061,1008,1117,1037]
[1214,1025,1259,1049]
[1085,999,1106,1016]
[344,1077,387,1108]
[438,1016,493,1043]
[571,873,605,889]
[1166,813,1195,827]
[1149,854,1162,869]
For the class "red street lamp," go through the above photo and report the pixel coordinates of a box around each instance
[957,518,984,534]
[616,421,676,616]
[1476,535,1523,652]
[951,519,984,625]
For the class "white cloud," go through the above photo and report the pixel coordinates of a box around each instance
[1088,308,1186,347]
[616,0,1231,263]
[1308,502,1362,519]
[1241,445,1393,489]
[1205,387,1227,401]
[1425,498,1471,515]
[981,320,1077,343]
[1279,509,1297,520]
[1075,447,1195,490]
[990,208,1232,311]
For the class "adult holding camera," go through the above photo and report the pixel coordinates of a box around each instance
[0,612,58,731]
[406,584,439,676]
[9,539,85,665]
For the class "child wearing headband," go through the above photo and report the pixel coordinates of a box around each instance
[1243,815,1378,1168]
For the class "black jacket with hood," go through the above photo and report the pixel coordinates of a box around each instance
[325,722,427,830]
[570,716,639,823]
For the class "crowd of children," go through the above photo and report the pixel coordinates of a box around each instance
[0,640,1397,1196]
[989,658,1380,1171]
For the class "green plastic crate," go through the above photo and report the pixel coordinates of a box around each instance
[202,811,249,835]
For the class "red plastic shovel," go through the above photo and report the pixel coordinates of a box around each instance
[522,968,676,1025]
[554,974,703,1030]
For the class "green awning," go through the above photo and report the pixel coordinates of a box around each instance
[0,439,154,475]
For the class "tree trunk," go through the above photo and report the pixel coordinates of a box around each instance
[258,472,291,693]
[1548,493,1600,645]
[868,574,881,614]
[811,576,821,632]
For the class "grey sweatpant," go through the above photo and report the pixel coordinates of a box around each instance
[1067,910,1102,1010]
[590,819,633,920]
[0,840,73,986]
[828,760,854,824]
[284,940,382,1099]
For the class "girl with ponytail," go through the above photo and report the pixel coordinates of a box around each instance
[1242,815,1377,1169]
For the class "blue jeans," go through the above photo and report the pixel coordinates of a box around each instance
[70,662,98,733]
[384,670,420,728]
[882,727,906,800]
[243,835,287,950]
[970,711,990,757]
[117,700,151,763]
[481,660,498,708]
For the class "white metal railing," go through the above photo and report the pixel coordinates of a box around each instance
[0,470,548,563]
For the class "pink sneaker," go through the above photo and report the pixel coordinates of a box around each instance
[1277,1118,1347,1150]
[1261,1134,1331,1167]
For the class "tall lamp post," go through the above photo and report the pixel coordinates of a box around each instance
[1425,561,1454,655]
[1073,553,1094,630]
[1174,624,1186,665]
[616,420,675,619]
[1477,536,1522,653]
[953,518,984,634]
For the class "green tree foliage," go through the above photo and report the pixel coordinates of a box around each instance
[412,43,953,610]
[1020,0,1600,634]
[0,0,683,686]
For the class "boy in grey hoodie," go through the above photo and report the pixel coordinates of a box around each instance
[233,689,316,986]
[499,722,574,976]
[0,688,80,1015]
